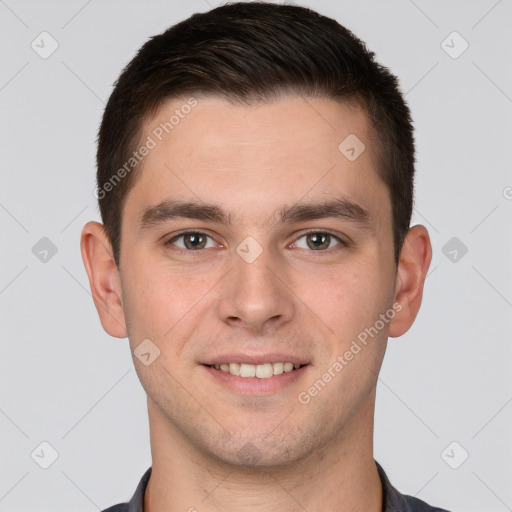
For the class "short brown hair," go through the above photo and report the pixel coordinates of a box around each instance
[96,1,415,267]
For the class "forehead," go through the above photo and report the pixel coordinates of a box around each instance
[124,94,390,232]
[142,94,371,164]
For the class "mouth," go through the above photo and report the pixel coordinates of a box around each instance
[202,361,309,395]
[204,362,308,379]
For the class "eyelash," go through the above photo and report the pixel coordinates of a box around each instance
[164,230,349,256]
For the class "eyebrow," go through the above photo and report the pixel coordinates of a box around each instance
[138,197,374,232]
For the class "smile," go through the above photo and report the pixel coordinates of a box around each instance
[206,362,306,379]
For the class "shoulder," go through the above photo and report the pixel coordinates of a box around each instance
[100,505,129,512]
[399,493,451,511]
[100,466,152,512]
[376,461,451,512]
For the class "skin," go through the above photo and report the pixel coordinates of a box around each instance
[81,95,432,511]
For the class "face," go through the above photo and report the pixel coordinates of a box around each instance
[106,95,401,467]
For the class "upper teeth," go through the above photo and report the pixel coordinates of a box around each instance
[212,362,302,378]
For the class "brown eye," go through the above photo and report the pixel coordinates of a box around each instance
[183,233,207,250]
[307,233,330,250]
[292,232,344,251]
[166,232,215,251]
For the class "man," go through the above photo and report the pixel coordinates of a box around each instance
[81,2,449,511]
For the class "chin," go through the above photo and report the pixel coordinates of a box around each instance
[203,428,315,471]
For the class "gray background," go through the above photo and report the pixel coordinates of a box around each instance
[1,0,511,511]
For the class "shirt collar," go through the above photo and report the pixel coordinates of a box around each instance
[127,466,151,512]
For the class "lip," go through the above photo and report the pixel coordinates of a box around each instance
[201,363,310,395]
[203,353,309,366]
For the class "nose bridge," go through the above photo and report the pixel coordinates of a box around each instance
[216,237,294,331]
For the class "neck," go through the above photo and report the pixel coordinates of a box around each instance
[144,393,382,512]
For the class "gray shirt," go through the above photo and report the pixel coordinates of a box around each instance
[101,461,451,511]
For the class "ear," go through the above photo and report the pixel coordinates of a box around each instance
[80,221,127,338]
[388,225,432,338]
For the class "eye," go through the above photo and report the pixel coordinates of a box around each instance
[291,231,345,251]
[164,230,347,254]
[165,231,218,251]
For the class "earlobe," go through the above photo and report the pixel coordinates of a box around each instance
[80,221,128,338]
[388,225,432,338]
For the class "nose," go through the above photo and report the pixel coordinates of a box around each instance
[216,243,296,333]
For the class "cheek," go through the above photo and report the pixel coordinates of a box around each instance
[121,256,215,346]
[120,258,173,341]
[320,258,394,344]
